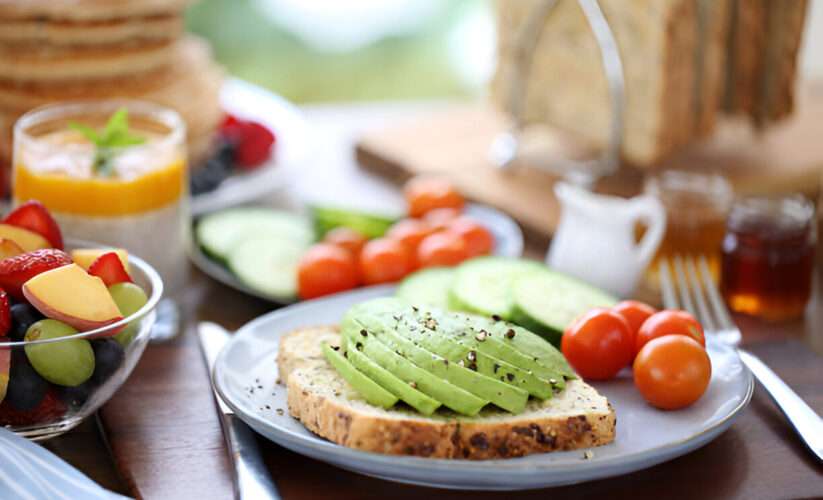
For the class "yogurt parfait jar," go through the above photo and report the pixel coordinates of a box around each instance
[12,100,189,339]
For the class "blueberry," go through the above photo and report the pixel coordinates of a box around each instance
[7,363,48,412]
[8,303,45,342]
[90,338,124,385]
[53,380,93,408]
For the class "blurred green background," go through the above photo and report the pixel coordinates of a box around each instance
[185,0,496,103]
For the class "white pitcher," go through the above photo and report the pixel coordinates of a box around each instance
[546,182,666,298]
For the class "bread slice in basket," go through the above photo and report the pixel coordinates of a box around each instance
[278,326,616,460]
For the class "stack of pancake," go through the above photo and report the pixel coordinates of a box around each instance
[0,0,224,171]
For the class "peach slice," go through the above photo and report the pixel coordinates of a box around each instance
[71,248,130,273]
[0,339,8,403]
[22,264,124,335]
[0,239,24,260]
[0,224,51,252]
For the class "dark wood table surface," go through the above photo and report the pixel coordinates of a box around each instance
[41,103,823,499]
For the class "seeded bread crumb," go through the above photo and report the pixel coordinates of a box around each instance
[278,326,616,460]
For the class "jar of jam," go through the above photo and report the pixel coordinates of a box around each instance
[720,195,816,322]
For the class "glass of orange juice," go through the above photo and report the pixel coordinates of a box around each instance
[12,100,189,340]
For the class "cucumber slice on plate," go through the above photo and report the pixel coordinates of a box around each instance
[311,206,398,239]
[228,237,308,298]
[449,257,546,320]
[196,208,314,261]
[510,271,618,345]
[395,267,455,309]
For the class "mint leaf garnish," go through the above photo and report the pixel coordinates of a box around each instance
[69,109,146,176]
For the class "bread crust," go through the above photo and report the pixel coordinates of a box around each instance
[280,326,616,460]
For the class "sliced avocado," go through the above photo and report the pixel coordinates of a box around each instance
[342,312,487,416]
[395,267,455,310]
[450,257,547,320]
[352,317,528,414]
[322,344,398,409]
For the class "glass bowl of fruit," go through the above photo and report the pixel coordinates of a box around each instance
[0,234,162,441]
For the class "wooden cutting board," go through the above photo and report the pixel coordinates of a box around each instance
[356,82,823,242]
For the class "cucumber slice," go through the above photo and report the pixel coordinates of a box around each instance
[510,271,618,345]
[449,257,546,320]
[311,206,398,239]
[228,237,308,298]
[196,208,314,261]
[395,267,455,309]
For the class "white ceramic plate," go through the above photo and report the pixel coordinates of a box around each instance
[213,287,754,490]
[191,78,313,216]
[190,203,524,304]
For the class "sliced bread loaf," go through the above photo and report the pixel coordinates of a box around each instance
[278,326,616,460]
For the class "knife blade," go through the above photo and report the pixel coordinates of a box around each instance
[197,322,282,500]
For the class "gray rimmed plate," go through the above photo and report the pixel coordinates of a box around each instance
[190,203,524,304]
[212,287,754,490]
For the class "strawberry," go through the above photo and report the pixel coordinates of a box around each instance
[0,386,67,426]
[0,289,9,336]
[0,239,23,261]
[87,252,132,287]
[219,114,275,168]
[3,200,63,250]
[0,249,73,301]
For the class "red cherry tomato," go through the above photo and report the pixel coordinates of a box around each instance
[417,232,469,268]
[447,216,494,257]
[359,238,412,285]
[423,208,462,232]
[561,307,635,380]
[613,300,657,338]
[404,175,465,218]
[636,310,705,354]
[633,335,712,410]
[386,218,432,255]
[297,244,358,300]
[322,227,368,258]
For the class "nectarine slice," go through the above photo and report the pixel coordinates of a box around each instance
[71,248,129,273]
[0,224,51,252]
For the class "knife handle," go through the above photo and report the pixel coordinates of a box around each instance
[223,414,282,500]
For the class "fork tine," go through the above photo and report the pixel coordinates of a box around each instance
[685,256,718,333]
[697,255,736,331]
[659,256,679,309]
[672,254,697,317]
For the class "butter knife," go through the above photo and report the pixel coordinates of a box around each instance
[197,322,282,500]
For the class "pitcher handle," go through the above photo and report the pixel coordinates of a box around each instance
[628,196,666,269]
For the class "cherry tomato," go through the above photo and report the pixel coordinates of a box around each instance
[297,244,358,300]
[359,238,412,285]
[404,175,465,217]
[417,232,469,268]
[633,335,711,410]
[561,307,635,380]
[423,208,462,232]
[636,310,705,354]
[386,218,432,255]
[322,227,368,258]
[447,216,494,257]
[613,300,657,338]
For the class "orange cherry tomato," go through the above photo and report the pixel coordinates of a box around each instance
[359,238,412,285]
[633,335,711,410]
[561,307,635,380]
[423,208,462,232]
[636,310,705,354]
[322,227,368,258]
[417,231,469,268]
[613,300,657,338]
[447,216,494,257]
[386,218,432,255]
[404,175,465,217]
[297,244,358,300]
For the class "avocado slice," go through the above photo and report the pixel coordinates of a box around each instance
[321,344,398,409]
[351,317,528,414]
[342,313,487,416]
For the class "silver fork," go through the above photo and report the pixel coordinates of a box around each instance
[660,254,823,462]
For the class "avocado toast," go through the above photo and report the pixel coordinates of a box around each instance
[279,299,616,460]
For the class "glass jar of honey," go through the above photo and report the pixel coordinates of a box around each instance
[720,195,816,322]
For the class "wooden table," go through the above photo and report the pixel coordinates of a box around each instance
[43,102,823,499]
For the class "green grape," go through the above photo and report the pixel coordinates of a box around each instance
[108,282,148,347]
[24,320,94,386]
